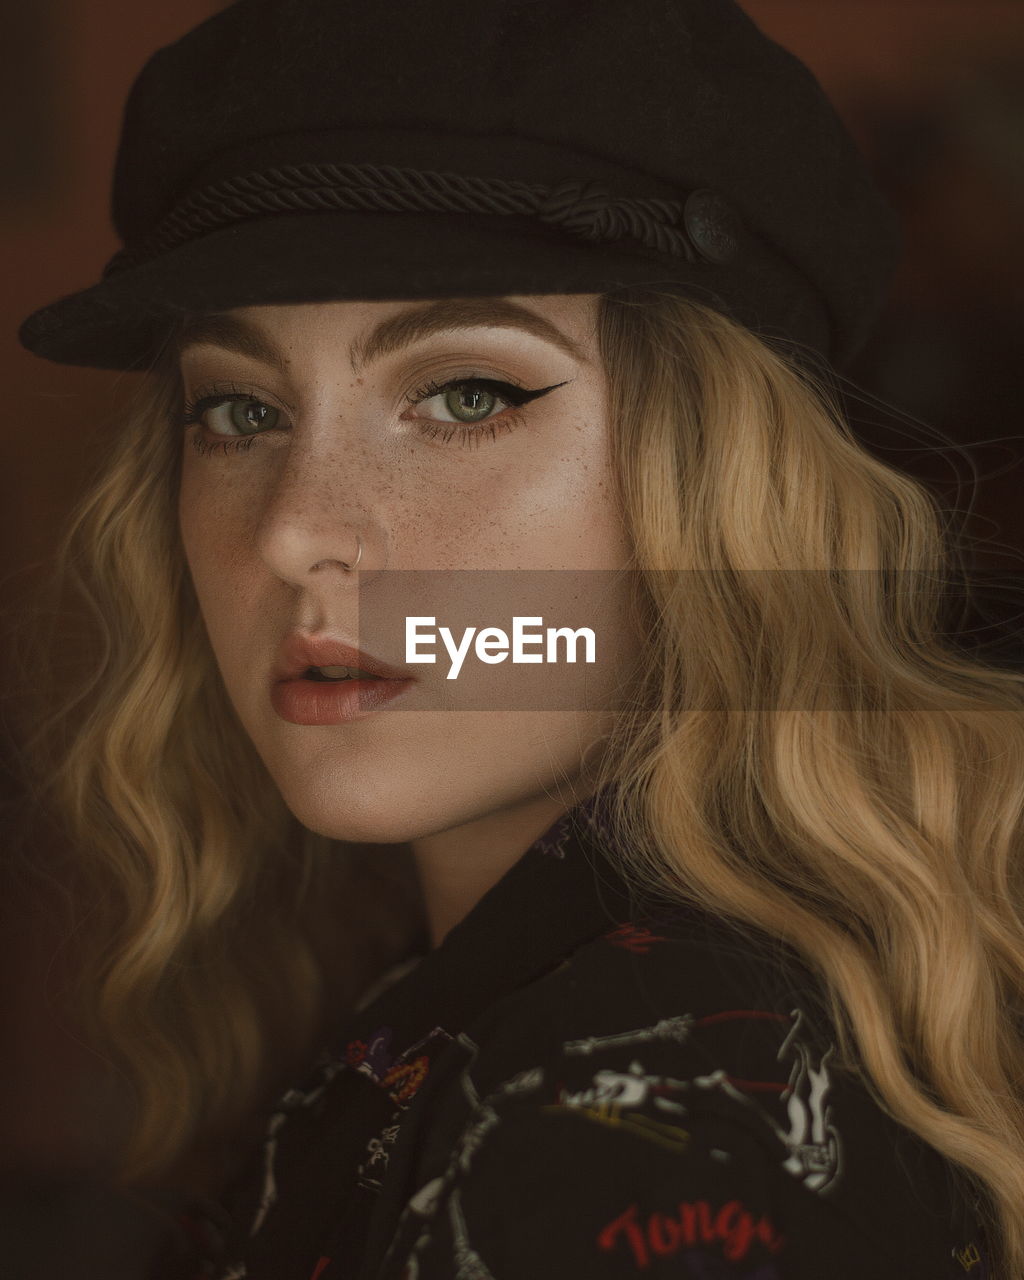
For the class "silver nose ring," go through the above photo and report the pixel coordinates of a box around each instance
[310,534,362,574]
[339,534,363,572]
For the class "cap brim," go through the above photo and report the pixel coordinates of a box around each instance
[18,210,833,370]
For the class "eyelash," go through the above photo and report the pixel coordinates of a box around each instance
[181,375,539,456]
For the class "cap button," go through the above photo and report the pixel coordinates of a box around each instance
[683,189,743,264]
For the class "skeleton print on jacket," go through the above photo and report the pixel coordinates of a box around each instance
[160,791,992,1280]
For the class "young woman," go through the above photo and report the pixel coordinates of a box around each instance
[14,0,1024,1276]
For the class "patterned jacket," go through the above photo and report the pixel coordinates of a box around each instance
[158,793,993,1280]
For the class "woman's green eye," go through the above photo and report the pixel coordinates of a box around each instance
[443,385,498,423]
[184,394,282,436]
[222,399,279,434]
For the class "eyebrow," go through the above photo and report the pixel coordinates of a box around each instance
[176,298,588,372]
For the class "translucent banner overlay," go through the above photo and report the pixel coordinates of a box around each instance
[327,569,1024,712]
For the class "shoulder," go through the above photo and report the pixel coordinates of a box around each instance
[394,910,985,1280]
[465,905,839,1102]
[458,907,849,1204]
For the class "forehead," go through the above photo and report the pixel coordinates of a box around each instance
[176,294,599,373]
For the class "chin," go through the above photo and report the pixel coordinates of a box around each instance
[273,766,483,846]
[277,783,421,845]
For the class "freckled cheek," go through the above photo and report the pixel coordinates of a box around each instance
[403,472,515,564]
[178,472,260,597]
[509,418,622,550]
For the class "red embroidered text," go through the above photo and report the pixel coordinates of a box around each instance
[597,1199,785,1268]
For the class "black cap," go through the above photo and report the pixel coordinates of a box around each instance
[18,0,901,371]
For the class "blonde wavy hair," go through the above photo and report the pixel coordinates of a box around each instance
[13,289,1024,1276]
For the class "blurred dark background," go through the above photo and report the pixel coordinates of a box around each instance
[1,0,1022,1196]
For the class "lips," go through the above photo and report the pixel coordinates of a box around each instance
[274,632,412,683]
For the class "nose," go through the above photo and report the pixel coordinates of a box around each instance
[255,432,375,590]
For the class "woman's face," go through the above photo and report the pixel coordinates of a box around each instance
[177,294,638,844]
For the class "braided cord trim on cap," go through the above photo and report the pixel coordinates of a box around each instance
[102,161,703,276]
